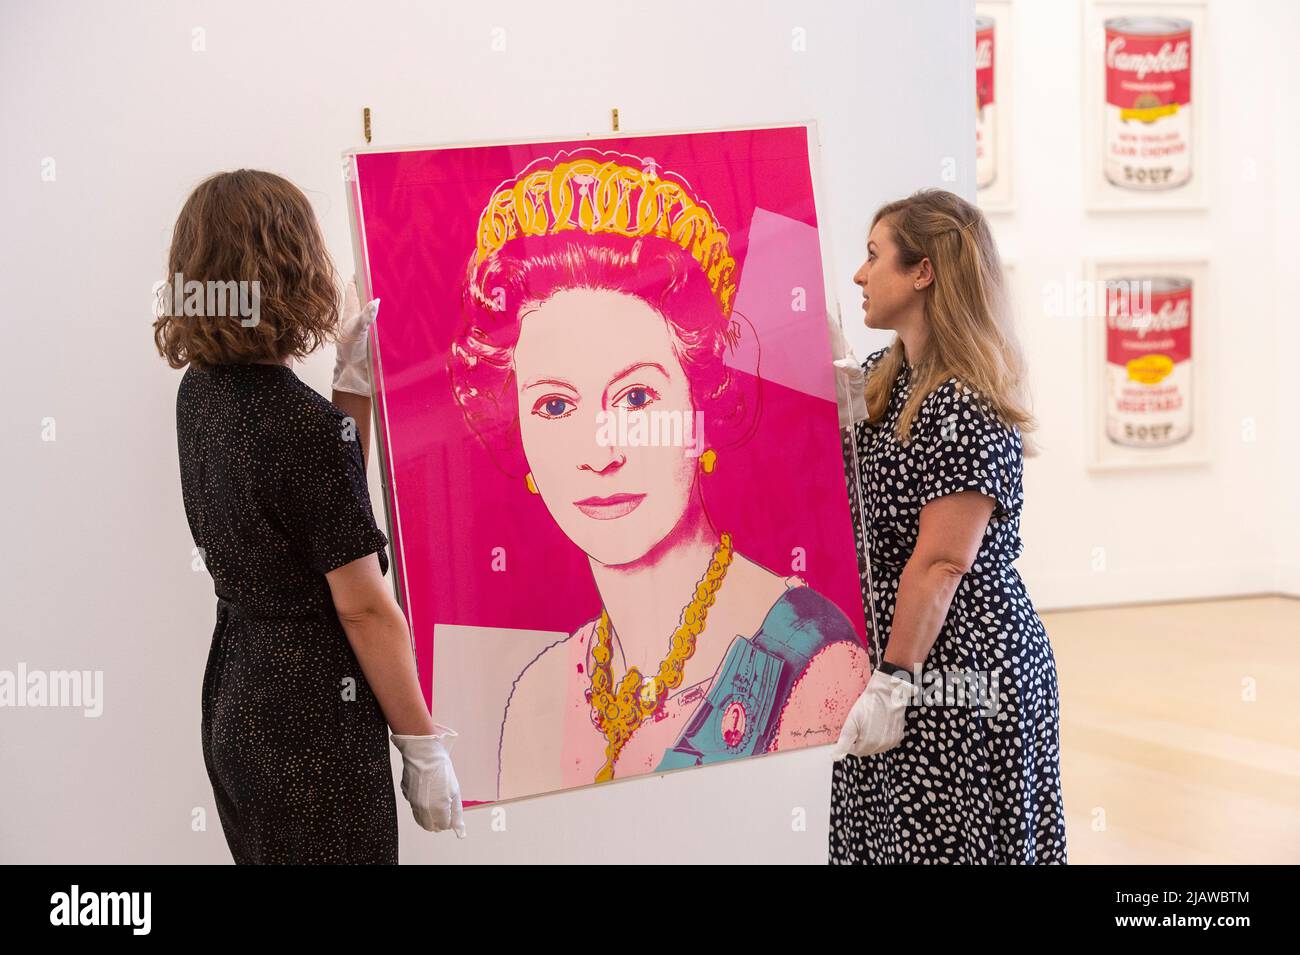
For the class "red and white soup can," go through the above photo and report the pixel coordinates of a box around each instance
[1104,17,1193,190]
[976,15,996,189]
[1104,276,1193,448]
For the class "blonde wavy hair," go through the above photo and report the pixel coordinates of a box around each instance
[864,189,1038,457]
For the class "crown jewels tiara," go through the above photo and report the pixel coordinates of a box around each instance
[473,150,738,316]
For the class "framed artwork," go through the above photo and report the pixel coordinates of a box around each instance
[344,123,871,804]
[1083,257,1209,469]
[976,0,1014,211]
[1082,0,1208,210]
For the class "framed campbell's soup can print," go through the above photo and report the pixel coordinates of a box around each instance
[975,1,1014,211]
[1084,258,1210,469]
[1083,0,1208,210]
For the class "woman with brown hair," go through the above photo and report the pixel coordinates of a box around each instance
[829,189,1067,864]
[155,169,463,863]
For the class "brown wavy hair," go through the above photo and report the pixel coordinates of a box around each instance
[863,189,1039,457]
[153,169,339,368]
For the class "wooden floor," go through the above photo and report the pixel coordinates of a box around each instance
[1044,595,1300,864]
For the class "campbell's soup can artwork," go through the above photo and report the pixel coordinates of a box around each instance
[1104,276,1193,448]
[976,15,996,189]
[1104,17,1193,190]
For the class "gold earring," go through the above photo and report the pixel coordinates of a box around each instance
[525,473,539,494]
[699,449,717,474]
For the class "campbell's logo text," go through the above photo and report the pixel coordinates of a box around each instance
[1107,37,1190,79]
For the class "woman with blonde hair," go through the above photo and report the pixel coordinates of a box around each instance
[829,188,1067,864]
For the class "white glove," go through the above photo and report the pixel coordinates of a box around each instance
[390,724,466,837]
[829,313,868,429]
[332,277,381,396]
[831,668,910,760]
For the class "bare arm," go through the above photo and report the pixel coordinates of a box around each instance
[332,391,372,470]
[326,551,433,736]
[882,490,995,669]
[772,640,871,748]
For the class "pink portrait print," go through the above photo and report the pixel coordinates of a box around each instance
[350,126,870,803]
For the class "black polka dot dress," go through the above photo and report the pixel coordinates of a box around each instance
[176,362,398,864]
[829,347,1067,864]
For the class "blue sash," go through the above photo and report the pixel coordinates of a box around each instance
[654,585,858,771]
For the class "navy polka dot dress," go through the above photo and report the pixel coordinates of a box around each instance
[829,347,1067,864]
[176,362,398,864]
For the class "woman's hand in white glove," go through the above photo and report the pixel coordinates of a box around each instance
[831,667,911,760]
[834,357,868,430]
[390,725,466,837]
[332,277,381,396]
[829,313,868,429]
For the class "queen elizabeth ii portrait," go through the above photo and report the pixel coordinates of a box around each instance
[444,148,869,800]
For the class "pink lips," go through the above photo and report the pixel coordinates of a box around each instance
[573,492,646,520]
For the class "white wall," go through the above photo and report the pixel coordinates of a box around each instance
[0,0,975,863]
[1270,0,1300,595]
[986,0,1297,610]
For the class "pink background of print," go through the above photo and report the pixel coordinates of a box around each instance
[352,126,865,710]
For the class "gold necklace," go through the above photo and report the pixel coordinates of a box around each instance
[588,531,733,782]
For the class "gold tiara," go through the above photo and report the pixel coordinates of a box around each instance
[473,152,738,316]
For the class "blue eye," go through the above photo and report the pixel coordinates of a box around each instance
[534,397,574,419]
[615,386,658,410]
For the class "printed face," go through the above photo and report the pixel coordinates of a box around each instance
[513,287,699,566]
[853,217,918,330]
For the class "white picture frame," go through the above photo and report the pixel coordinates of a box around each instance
[1082,0,1208,211]
[976,0,1014,212]
[1083,257,1209,470]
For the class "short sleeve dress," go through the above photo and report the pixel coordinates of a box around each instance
[829,347,1067,864]
[176,362,398,864]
